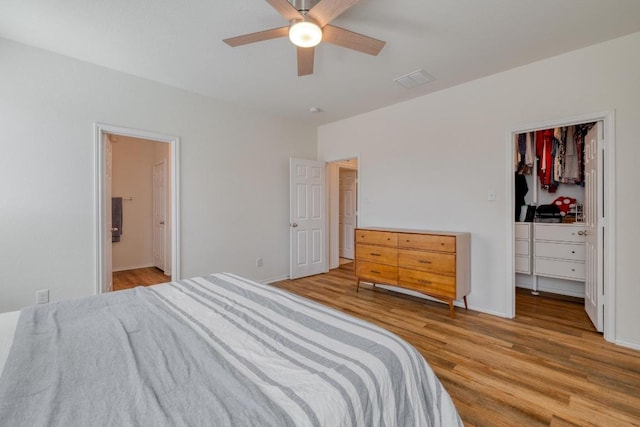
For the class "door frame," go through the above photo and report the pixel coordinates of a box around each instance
[504,111,615,342]
[338,168,358,260]
[94,123,180,294]
[152,159,168,273]
[326,155,361,270]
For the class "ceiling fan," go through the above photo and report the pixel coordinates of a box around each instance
[223,0,386,76]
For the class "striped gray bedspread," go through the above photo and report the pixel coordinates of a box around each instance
[0,273,462,426]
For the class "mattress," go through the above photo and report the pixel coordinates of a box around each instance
[0,273,462,426]
[0,311,19,375]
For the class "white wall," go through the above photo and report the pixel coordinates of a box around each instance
[318,32,640,348]
[0,38,316,312]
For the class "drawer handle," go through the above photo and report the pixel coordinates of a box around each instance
[418,260,432,264]
[418,279,432,285]
[370,253,381,256]
[370,270,381,274]
[571,250,575,254]
[577,230,588,236]
[572,268,575,271]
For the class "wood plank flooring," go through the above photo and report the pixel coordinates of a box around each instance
[112,267,168,291]
[272,263,640,427]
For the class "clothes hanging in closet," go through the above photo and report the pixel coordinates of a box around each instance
[536,129,556,193]
[562,125,580,182]
[574,123,595,184]
[514,132,535,172]
[534,123,595,192]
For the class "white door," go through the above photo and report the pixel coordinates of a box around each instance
[104,134,113,293]
[290,158,326,279]
[584,122,603,332]
[153,161,167,272]
[339,170,357,259]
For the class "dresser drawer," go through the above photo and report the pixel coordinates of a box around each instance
[515,255,531,274]
[355,244,398,266]
[515,223,531,239]
[534,224,585,243]
[355,261,398,284]
[534,258,585,281]
[398,269,456,298]
[397,233,455,252]
[355,230,398,246]
[398,249,456,275]
[535,241,585,261]
[515,239,530,256]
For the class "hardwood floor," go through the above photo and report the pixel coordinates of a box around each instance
[272,263,640,427]
[112,267,169,291]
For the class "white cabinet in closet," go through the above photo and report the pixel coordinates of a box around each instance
[533,223,586,281]
[514,223,532,274]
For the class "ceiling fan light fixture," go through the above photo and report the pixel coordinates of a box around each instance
[289,19,322,48]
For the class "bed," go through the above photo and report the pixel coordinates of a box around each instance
[0,273,462,426]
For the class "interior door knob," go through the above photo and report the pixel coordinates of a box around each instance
[291,223,298,228]
[110,227,119,232]
[160,221,165,225]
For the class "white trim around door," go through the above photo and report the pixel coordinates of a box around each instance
[504,111,615,343]
[326,157,360,269]
[94,123,181,294]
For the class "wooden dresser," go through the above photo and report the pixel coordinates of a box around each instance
[354,227,471,317]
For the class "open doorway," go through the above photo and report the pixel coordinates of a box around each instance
[327,158,358,270]
[109,134,171,291]
[94,123,180,295]
[506,111,615,342]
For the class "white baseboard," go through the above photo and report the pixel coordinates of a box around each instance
[112,264,155,273]
[364,283,510,317]
[614,338,640,351]
[261,275,290,284]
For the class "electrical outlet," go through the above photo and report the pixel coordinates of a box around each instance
[256,258,263,267]
[36,289,49,304]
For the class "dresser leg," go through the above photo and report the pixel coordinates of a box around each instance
[449,300,455,318]
[463,296,468,310]
[356,279,360,292]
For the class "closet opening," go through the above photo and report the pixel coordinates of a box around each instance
[507,111,615,342]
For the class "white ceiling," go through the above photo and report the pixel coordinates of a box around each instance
[2,0,640,125]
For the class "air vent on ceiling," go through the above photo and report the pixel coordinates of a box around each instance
[393,69,435,89]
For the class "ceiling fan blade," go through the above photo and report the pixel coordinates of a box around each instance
[297,47,315,76]
[266,0,304,21]
[322,25,386,55]
[307,0,361,28]
[223,26,289,47]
